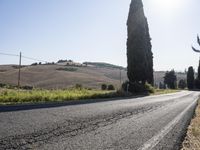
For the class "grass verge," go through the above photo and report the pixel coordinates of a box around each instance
[0,88,181,105]
[151,89,181,95]
[182,100,200,150]
[0,88,117,105]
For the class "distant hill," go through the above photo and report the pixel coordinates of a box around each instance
[83,62,126,70]
[0,62,187,89]
[0,63,127,89]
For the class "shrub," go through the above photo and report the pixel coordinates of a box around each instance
[56,67,77,72]
[107,84,115,90]
[75,84,82,89]
[178,79,187,89]
[0,83,6,88]
[122,81,129,92]
[31,62,38,66]
[101,84,107,90]
[145,83,155,93]
[21,85,33,90]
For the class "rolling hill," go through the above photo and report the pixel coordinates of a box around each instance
[0,62,187,89]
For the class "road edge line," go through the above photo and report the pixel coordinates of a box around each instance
[138,96,198,150]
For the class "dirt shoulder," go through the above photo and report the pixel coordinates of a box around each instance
[182,100,200,150]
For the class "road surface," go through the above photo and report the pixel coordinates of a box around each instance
[0,91,199,150]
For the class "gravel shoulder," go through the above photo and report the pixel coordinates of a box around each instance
[182,99,200,150]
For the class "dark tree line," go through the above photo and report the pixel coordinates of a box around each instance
[164,70,177,89]
[187,66,194,89]
[126,0,153,93]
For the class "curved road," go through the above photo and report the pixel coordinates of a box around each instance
[0,91,199,150]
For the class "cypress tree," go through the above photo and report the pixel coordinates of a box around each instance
[198,60,200,80]
[195,61,200,89]
[127,0,153,88]
[187,66,194,89]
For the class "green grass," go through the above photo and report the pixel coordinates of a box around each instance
[0,88,114,105]
[0,88,181,105]
[152,89,181,95]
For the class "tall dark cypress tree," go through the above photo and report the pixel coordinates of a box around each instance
[187,66,194,89]
[127,0,153,87]
[198,60,200,80]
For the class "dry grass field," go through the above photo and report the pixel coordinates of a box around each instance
[0,63,186,90]
[0,64,127,89]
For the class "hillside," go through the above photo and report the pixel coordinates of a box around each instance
[83,62,125,70]
[0,63,127,89]
[0,62,187,89]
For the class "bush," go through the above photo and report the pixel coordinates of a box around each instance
[127,82,155,94]
[145,83,155,93]
[101,84,107,90]
[0,83,6,88]
[107,84,115,90]
[75,84,82,90]
[56,67,78,72]
[121,81,129,92]
[21,85,33,90]
[31,63,38,66]
[178,79,187,89]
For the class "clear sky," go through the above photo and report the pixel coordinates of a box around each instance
[0,0,200,71]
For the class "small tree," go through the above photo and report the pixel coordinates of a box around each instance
[122,81,129,91]
[107,84,115,91]
[31,62,38,66]
[187,66,194,89]
[101,84,107,90]
[178,79,187,89]
[75,84,82,90]
[159,82,163,89]
[164,70,177,89]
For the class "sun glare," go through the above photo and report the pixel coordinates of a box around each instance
[152,0,182,13]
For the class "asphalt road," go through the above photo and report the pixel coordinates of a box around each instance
[0,91,199,150]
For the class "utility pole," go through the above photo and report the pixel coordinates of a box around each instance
[18,52,22,89]
[120,69,122,85]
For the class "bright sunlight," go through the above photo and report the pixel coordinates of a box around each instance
[151,0,184,14]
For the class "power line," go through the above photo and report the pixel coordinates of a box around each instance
[0,51,75,67]
[22,55,48,63]
[0,52,48,63]
[0,52,19,57]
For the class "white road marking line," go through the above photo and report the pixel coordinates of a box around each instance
[138,96,198,150]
